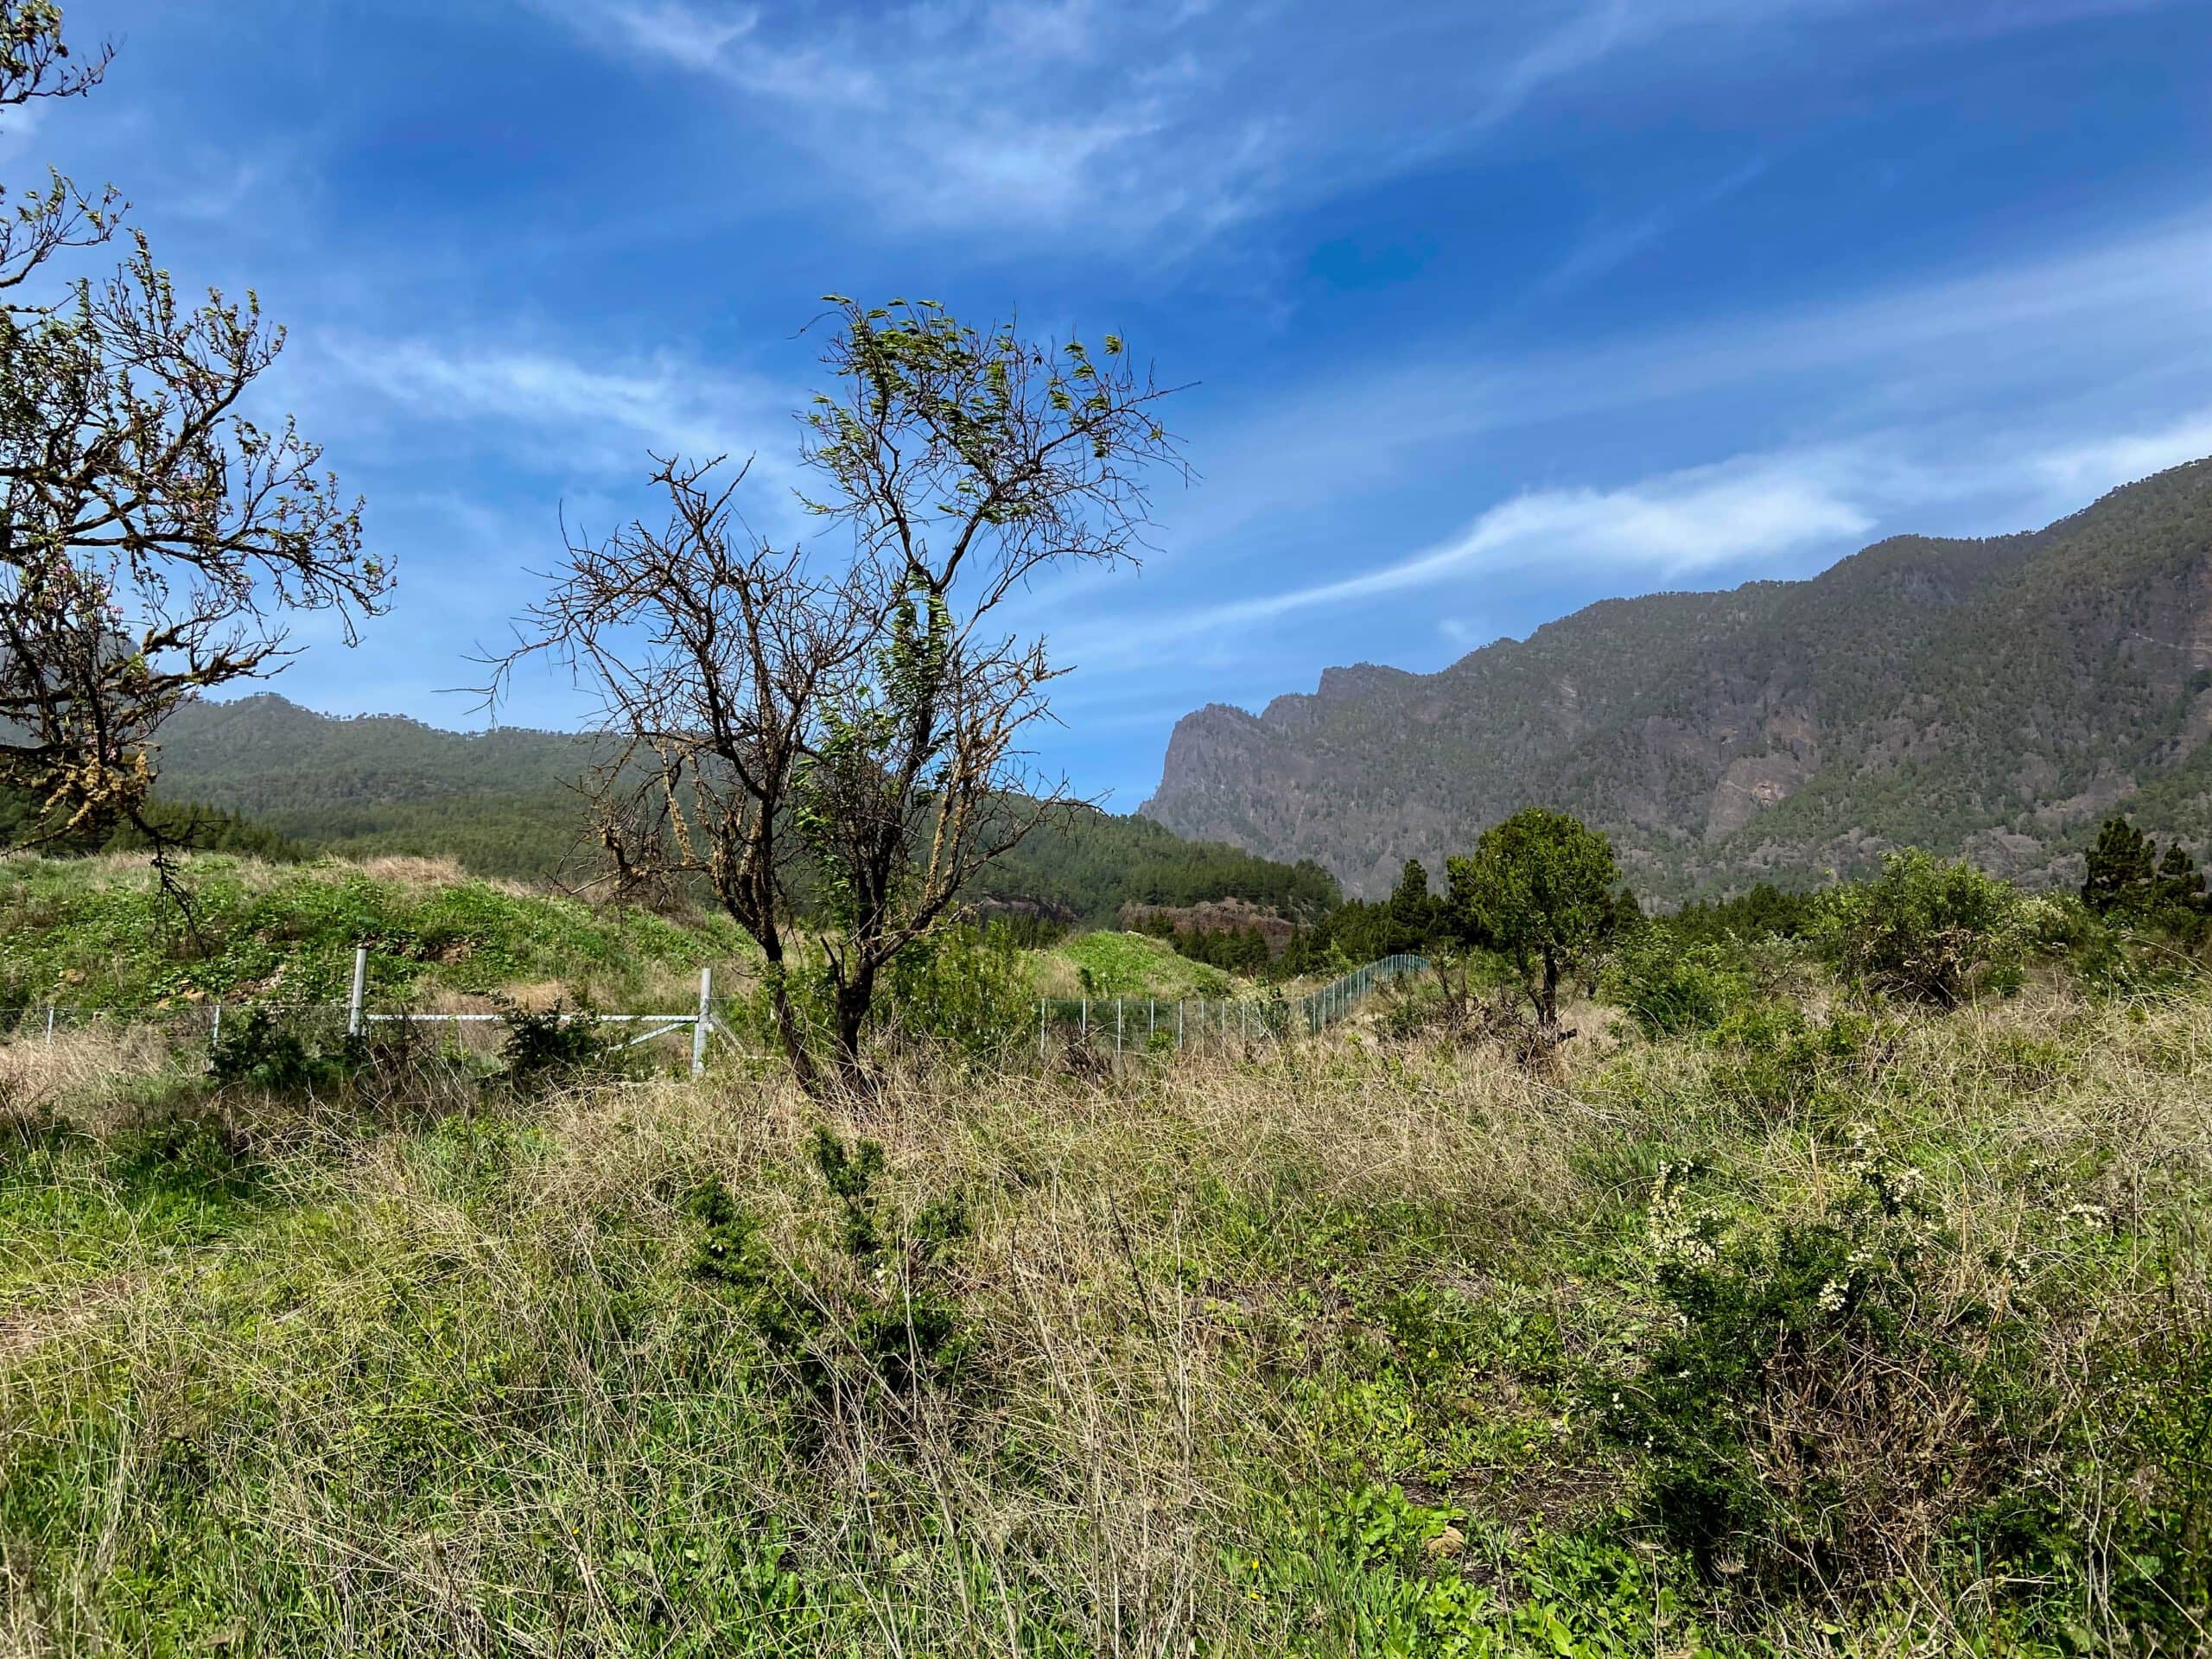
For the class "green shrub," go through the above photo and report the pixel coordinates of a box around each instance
[1705,1002,1885,1122]
[1813,849,2028,1007]
[495,1001,616,1092]
[879,922,1035,1058]
[1605,935,1749,1038]
[689,1129,973,1423]
[208,1007,355,1094]
[1599,1141,2014,1593]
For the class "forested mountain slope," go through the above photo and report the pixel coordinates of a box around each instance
[1143,458,2212,899]
[150,696,1338,921]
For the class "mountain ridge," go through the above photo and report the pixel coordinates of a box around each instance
[1142,458,2212,899]
[146,695,1341,922]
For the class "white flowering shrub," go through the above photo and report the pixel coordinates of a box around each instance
[1597,1132,2005,1590]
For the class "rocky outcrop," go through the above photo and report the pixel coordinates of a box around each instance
[1144,459,2212,899]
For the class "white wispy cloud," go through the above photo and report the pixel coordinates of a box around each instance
[1046,399,2212,676]
[2031,410,2212,499]
[310,333,796,491]
[1052,448,1873,667]
[607,0,758,70]
[531,0,2165,247]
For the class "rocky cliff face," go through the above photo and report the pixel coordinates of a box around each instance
[1143,459,2212,899]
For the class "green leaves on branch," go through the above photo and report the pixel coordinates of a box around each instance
[1445,808,1623,1030]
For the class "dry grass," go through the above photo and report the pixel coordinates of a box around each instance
[0,1020,181,1124]
[2,982,2209,1654]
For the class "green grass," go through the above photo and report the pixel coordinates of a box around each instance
[0,852,755,1014]
[3,945,2210,1652]
[1029,929,1236,999]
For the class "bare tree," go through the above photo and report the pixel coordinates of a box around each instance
[499,297,1183,1093]
[0,2,388,855]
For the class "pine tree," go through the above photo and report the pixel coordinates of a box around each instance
[1385,858,1439,954]
[2156,841,2208,914]
[2082,817,2157,915]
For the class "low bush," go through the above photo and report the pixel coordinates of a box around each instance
[1813,849,2029,1007]
[1599,1136,2061,1604]
[1605,934,1751,1038]
[690,1128,974,1426]
[207,1007,356,1094]
[495,999,618,1092]
[877,922,1035,1058]
[1705,1002,1889,1122]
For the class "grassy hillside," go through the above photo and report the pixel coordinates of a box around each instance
[0,854,1257,1019]
[149,695,1341,922]
[0,853,757,1014]
[1030,929,1237,999]
[3,934,2208,1653]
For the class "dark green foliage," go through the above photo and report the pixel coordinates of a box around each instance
[207,1008,353,1094]
[1446,809,1621,1029]
[1813,849,2027,1006]
[1384,858,1442,950]
[2082,817,2158,915]
[2082,814,2210,938]
[1277,859,1450,978]
[689,1131,973,1419]
[1600,1150,1988,1591]
[1164,922,1274,976]
[1662,882,1817,947]
[495,1001,613,1092]
[1,783,303,861]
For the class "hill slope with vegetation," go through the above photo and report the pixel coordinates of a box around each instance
[0,854,1268,1020]
[149,696,1338,922]
[1146,458,2212,899]
[3,853,2208,1654]
[0,854,758,1014]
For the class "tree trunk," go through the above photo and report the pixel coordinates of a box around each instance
[1537,945,1560,1033]
[763,963,823,1099]
[830,965,876,1097]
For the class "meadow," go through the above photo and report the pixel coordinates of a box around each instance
[1,853,2209,1656]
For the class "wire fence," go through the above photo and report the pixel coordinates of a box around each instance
[3,950,1433,1072]
[1037,952,1429,1058]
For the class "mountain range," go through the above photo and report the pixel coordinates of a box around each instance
[143,696,1340,924]
[1141,458,2212,899]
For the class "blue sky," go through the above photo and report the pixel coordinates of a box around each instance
[35,0,2212,807]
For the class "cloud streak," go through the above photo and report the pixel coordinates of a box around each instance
[309,334,798,495]
[1047,402,2212,676]
[536,0,2171,249]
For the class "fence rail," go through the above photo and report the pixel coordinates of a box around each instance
[7,948,1432,1071]
[342,955,719,1074]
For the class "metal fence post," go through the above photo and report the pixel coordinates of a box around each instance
[347,947,368,1038]
[1116,996,1123,1058]
[45,1005,54,1046]
[691,967,712,1077]
[1039,998,1047,1058]
[212,1001,222,1046]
